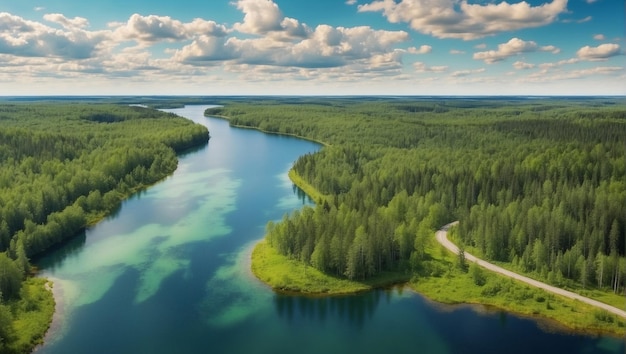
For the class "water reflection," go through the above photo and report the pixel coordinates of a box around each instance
[34,230,86,272]
[292,183,313,204]
[274,290,386,329]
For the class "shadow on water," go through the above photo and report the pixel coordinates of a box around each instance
[32,230,87,271]
[274,290,383,329]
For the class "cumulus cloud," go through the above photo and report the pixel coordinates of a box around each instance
[358,0,567,40]
[346,0,358,4]
[513,61,535,69]
[112,14,227,44]
[407,45,431,54]
[233,0,309,39]
[414,61,448,73]
[0,12,106,59]
[175,24,409,69]
[43,13,89,29]
[593,34,605,41]
[450,49,465,55]
[451,68,486,77]
[576,43,621,61]
[473,38,560,64]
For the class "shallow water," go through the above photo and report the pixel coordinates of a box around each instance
[35,105,624,354]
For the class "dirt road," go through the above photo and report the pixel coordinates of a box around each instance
[436,221,626,319]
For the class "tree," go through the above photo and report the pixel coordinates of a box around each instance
[458,244,468,272]
[470,261,486,286]
[0,253,21,300]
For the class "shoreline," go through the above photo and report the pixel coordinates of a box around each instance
[32,108,210,352]
[33,277,67,353]
[204,113,330,147]
[248,145,626,337]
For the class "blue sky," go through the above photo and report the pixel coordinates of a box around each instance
[0,0,623,95]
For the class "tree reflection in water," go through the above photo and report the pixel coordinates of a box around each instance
[274,289,385,329]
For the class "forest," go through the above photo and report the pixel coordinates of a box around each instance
[206,97,626,296]
[0,103,208,352]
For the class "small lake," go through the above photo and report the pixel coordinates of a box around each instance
[35,105,624,354]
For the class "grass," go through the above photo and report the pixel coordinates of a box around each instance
[252,234,626,336]
[412,239,626,336]
[288,169,331,205]
[448,228,626,316]
[251,240,409,295]
[4,278,55,353]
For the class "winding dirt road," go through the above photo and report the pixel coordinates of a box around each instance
[436,221,626,319]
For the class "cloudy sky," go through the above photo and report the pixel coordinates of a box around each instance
[1,0,623,95]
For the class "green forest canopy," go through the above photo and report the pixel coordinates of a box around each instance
[206,97,626,294]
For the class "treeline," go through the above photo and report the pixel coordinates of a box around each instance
[206,98,626,293]
[0,103,208,352]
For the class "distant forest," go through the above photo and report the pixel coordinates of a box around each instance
[207,98,626,294]
[0,103,208,352]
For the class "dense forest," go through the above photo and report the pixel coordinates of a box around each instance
[0,103,208,352]
[206,98,626,293]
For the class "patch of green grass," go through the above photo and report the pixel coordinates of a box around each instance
[450,229,626,316]
[5,278,55,353]
[288,169,331,205]
[251,240,408,295]
[411,239,626,336]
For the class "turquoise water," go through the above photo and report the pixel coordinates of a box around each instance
[35,106,624,354]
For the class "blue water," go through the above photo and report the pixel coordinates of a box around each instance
[35,105,624,354]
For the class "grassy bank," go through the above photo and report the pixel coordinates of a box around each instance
[288,169,331,205]
[251,240,409,295]
[253,236,625,336]
[1,278,55,353]
[411,238,626,336]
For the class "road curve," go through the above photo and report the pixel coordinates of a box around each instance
[436,221,626,319]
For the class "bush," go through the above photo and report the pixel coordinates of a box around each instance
[481,281,502,297]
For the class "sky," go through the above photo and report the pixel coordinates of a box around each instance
[0,0,624,95]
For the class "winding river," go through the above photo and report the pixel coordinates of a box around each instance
[35,105,624,354]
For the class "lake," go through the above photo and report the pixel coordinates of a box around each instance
[35,105,624,354]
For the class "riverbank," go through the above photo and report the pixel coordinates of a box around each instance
[252,161,626,337]
[251,240,409,295]
[252,233,626,336]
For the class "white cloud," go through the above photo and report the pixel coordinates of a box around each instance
[346,0,358,4]
[175,24,409,69]
[451,68,485,77]
[34,7,45,12]
[593,34,605,41]
[407,45,431,54]
[473,38,560,64]
[43,13,89,29]
[475,43,487,49]
[450,49,465,55]
[0,12,106,59]
[538,58,579,69]
[562,15,593,23]
[358,0,567,40]
[513,61,535,69]
[414,61,448,73]
[112,14,227,44]
[576,43,621,61]
[232,0,309,39]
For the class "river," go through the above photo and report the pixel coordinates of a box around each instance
[35,105,624,354]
